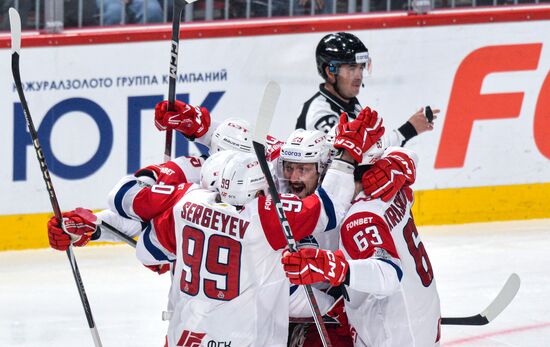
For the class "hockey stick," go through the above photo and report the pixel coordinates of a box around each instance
[292,272,521,327]
[164,0,198,162]
[441,273,520,326]
[9,8,103,347]
[100,221,137,248]
[163,0,184,162]
[252,81,333,347]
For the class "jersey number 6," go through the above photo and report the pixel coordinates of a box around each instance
[403,218,434,287]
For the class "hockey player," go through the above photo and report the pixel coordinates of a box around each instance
[282,147,442,347]
[280,119,379,346]
[296,31,438,147]
[47,102,256,250]
[100,110,378,346]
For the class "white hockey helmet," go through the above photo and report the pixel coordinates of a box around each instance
[280,129,331,174]
[200,150,239,191]
[210,118,252,154]
[218,153,272,206]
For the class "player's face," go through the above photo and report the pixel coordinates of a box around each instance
[282,161,320,199]
[336,63,365,98]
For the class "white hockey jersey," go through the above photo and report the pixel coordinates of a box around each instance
[339,186,441,347]
[96,156,204,242]
[107,161,355,346]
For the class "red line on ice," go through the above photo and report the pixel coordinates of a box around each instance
[443,322,550,346]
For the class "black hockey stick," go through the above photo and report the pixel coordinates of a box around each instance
[163,0,184,162]
[441,273,520,326]
[252,81,333,347]
[290,273,521,325]
[100,221,137,248]
[293,272,521,327]
[164,0,199,161]
[9,8,102,347]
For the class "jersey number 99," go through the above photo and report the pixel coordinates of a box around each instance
[180,226,242,301]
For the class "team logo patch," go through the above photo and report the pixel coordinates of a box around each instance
[177,330,206,347]
[314,115,338,133]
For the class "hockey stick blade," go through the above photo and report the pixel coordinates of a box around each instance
[251,81,332,347]
[253,81,281,146]
[9,8,21,54]
[441,273,520,326]
[9,9,103,347]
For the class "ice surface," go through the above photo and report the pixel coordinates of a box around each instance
[1,219,549,346]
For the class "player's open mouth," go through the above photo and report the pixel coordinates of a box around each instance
[290,182,305,195]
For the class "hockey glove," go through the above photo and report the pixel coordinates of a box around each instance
[282,248,349,287]
[154,100,211,139]
[362,151,416,202]
[47,208,98,251]
[333,107,385,162]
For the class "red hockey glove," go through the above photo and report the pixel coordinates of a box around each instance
[154,100,211,139]
[333,107,385,162]
[282,248,349,287]
[47,208,97,251]
[362,151,416,202]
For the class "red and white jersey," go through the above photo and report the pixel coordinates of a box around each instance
[106,162,354,346]
[92,156,204,242]
[340,188,441,347]
[150,156,204,186]
[155,187,289,347]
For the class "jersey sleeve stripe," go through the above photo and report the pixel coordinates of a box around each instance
[142,224,175,262]
[114,180,137,219]
[317,187,336,231]
[378,258,403,281]
[289,284,299,296]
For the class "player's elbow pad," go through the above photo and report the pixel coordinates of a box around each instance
[348,258,402,296]
[107,175,144,222]
[322,160,355,206]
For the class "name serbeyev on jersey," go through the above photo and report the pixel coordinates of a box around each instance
[339,187,441,347]
[107,164,354,346]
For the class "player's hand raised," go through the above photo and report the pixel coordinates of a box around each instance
[333,107,385,162]
[47,208,98,251]
[282,248,349,287]
[154,100,211,139]
[362,151,416,202]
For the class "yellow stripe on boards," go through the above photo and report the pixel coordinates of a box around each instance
[412,182,550,225]
[0,213,51,251]
[1,182,549,251]
[0,212,122,251]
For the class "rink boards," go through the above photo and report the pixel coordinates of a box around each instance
[0,6,549,250]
